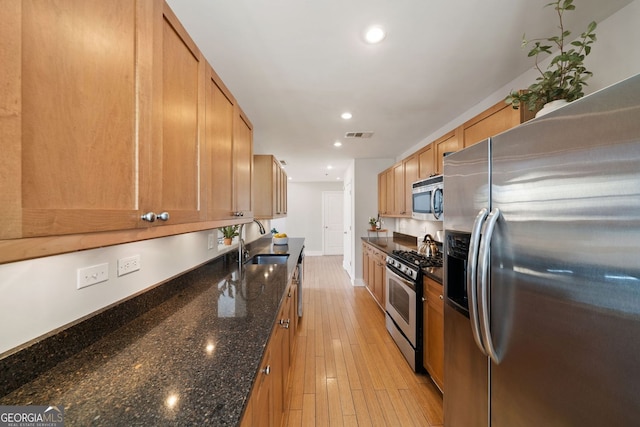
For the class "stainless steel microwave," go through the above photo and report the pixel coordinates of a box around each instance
[412,175,443,221]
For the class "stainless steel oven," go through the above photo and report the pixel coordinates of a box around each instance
[385,255,421,371]
[385,249,443,372]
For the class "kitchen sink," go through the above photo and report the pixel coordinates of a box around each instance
[247,254,290,265]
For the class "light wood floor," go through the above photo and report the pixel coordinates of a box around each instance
[283,256,443,427]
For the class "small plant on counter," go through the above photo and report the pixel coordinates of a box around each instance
[271,227,278,234]
[505,0,597,112]
[368,217,377,229]
[220,225,239,244]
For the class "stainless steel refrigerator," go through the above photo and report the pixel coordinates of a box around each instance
[443,73,640,427]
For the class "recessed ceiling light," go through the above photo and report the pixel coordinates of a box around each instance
[336,177,341,180]
[288,176,292,180]
[334,141,342,147]
[364,25,386,44]
[327,165,333,170]
[341,112,352,120]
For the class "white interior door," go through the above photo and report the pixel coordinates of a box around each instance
[322,191,344,255]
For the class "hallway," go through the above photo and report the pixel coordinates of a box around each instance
[284,256,443,426]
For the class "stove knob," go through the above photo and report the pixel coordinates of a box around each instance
[408,270,415,279]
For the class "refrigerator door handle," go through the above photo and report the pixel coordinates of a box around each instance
[467,208,488,355]
[477,208,502,364]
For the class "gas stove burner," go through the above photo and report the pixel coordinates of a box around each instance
[391,249,443,269]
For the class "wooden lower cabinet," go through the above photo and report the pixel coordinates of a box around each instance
[362,242,386,309]
[423,276,444,392]
[241,282,297,427]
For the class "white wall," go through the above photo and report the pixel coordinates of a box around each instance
[351,158,395,285]
[0,222,267,356]
[271,181,343,256]
[399,0,640,161]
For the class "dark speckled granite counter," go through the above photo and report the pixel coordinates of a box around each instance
[362,235,443,284]
[0,237,305,426]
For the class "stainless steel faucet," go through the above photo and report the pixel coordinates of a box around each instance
[253,219,266,234]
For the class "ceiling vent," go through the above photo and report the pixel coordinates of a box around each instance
[345,131,374,139]
[279,159,287,166]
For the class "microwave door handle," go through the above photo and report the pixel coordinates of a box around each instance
[467,208,488,355]
[432,187,443,220]
[477,208,501,364]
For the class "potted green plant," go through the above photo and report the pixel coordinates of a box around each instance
[368,217,377,230]
[220,225,239,245]
[505,0,597,115]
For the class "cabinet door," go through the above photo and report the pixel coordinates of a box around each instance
[424,277,444,391]
[434,129,461,176]
[274,158,282,215]
[204,66,235,220]
[362,244,370,286]
[234,109,253,217]
[417,145,435,179]
[392,162,404,215]
[463,100,534,148]
[252,344,273,427]
[385,169,394,216]
[280,167,288,215]
[373,251,385,306]
[7,0,144,238]
[378,172,388,215]
[403,155,418,216]
[146,4,205,225]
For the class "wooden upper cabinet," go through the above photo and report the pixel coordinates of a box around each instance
[148,3,206,225]
[253,155,286,219]
[392,162,404,215]
[463,100,535,148]
[204,65,235,220]
[1,0,207,239]
[378,172,388,215]
[403,155,418,216]
[3,0,144,238]
[434,129,462,175]
[234,108,254,217]
[417,144,435,179]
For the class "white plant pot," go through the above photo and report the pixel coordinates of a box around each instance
[536,99,569,118]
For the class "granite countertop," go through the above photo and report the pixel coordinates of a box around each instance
[0,237,305,426]
[362,235,443,284]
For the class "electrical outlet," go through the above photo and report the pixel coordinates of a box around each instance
[77,263,109,289]
[207,232,215,250]
[118,255,141,277]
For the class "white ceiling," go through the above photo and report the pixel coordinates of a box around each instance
[166,0,631,182]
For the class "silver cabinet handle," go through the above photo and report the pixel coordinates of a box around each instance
[157,212,170,221]
[279,319,290,329]
[477,208,501,364]
[468,208,488,355]
[439,295,443,300]
[262,365,271,375]
[421,297,426,302]
[233,211,244,217]
[141,212,156,222]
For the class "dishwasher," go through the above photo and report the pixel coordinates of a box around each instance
[295,247,304,317]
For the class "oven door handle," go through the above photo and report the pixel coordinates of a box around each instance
[477,208,501,364]
[467,208,488,355]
